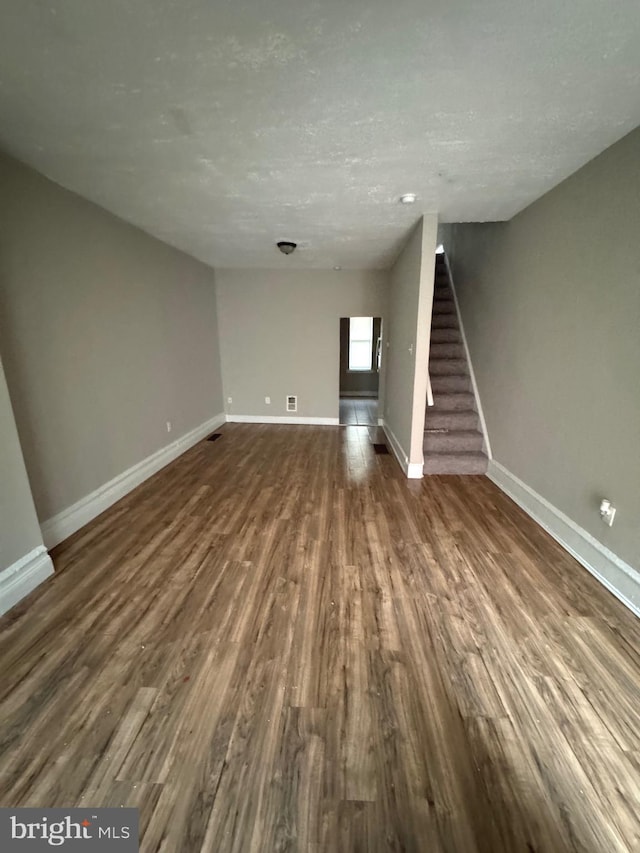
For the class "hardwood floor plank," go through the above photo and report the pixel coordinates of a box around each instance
[464,715,575,852]
[81,686,159,803]
[0,423,638,851]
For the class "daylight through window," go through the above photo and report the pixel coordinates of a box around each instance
[349,316,374,371]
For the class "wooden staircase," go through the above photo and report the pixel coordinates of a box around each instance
[423,255,488,474]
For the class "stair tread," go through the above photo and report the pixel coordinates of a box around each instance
[428,394,475,412]
[430,331,462,342]
[425,450,486,458]
[426,410,479,427]
[429,358,468,375]
[431,374,469,382]
[431,373,471,386]
[431,316,459,327]
[424,427,482,435]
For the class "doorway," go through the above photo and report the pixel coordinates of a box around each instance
[339,316,382,426]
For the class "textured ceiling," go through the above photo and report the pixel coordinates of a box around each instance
[1,1,639,269]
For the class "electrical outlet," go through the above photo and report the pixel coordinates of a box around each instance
[265,396,271,405]
[166,421,172,433]
[227,397,233,405]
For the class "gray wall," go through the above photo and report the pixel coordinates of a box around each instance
[0,357,44,571]
[384,216,438,467]
[215,269,388,420]
[447,127,640,569]
[0,151,224,523]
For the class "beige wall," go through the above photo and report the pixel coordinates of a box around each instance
[215,269,388,421]
[0,151,224,523]
[447,127,640,570]
[0,357,44,571]
[384,216,438,470]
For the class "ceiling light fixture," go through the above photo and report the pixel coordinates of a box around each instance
[399,193,417,204]
[333,265,342,271]
[277,241,297,255]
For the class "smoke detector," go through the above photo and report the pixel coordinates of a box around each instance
[399,193,417,204]
[277,241,297,255]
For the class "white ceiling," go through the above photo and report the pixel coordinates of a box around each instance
[1,1,639,269]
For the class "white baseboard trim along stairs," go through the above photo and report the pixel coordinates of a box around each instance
[382,421,423,479]
[488,460,640,618]
[0,546,55,617]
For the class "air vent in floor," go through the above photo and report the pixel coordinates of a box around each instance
[207,433,223,442]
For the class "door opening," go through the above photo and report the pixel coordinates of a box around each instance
[339,316,382,426]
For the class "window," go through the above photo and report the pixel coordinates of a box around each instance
[348,316,374,371]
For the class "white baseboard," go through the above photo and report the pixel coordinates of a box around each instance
[0,546,54,617]
[41,413,226,549]
[226,415,339,425]
[382,421,423,479]
[444,253,492,459]
[488,460,640,619]
[406,462,424,479]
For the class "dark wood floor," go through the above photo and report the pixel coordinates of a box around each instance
[339,397,378,426]
[0,424,639,852]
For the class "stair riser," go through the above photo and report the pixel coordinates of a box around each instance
[430,375,470,392]
[430,328,461,343]
[426,411,479,430]
[429,343,464,359]
[423,455,488,475]
[431,302,456,315]
[429,359,468,376]
[423,432,484,452]
[431,315,459,329]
